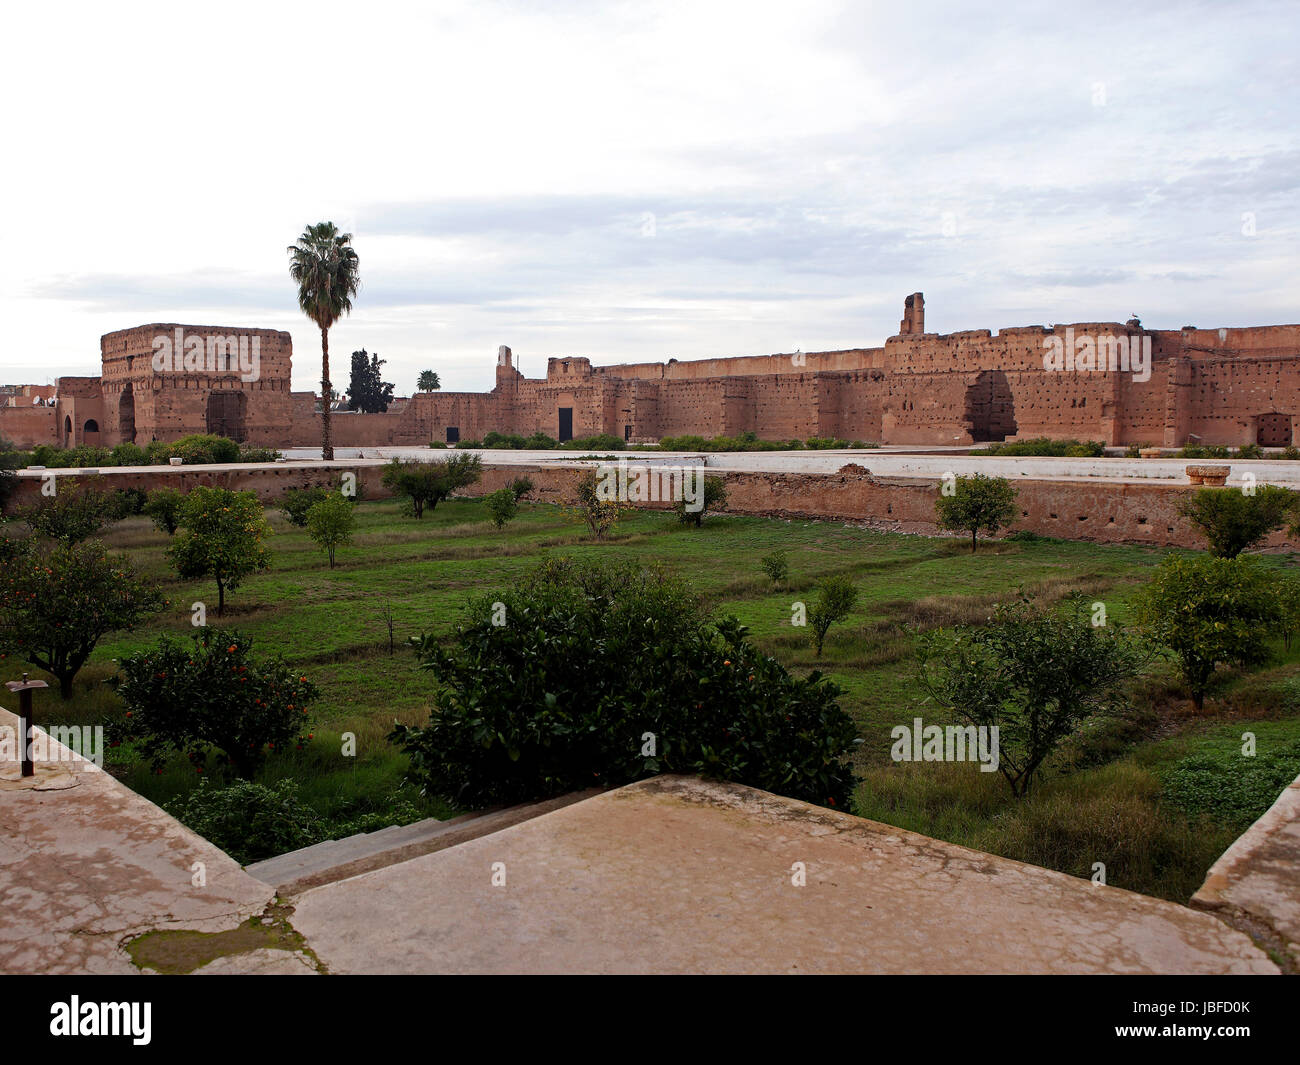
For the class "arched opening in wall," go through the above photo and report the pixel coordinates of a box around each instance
[1257,412,1292,447]
[63,415,73,445]
[964,370,1017,442]
[206,390,247,442]
[83,419,100,447]
[119,384,136,443]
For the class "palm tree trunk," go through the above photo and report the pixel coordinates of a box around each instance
[321,326,334,461]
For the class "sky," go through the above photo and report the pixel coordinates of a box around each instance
[2,0,1296,395]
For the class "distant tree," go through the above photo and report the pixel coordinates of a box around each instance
[382,454,483,518]
[573,468,632,540]
[507,476,534,501]
[1177,485,1295,558]
[281,486,332,527]
[808,575,858,656]
[20,479,120,543]
[761,551,789,588]
[347,349,396,413]
[142,487,186,536]
[170,487,272,615]
[1137,555,1280,710]
[935,473,1018,552]
[417,370,441,393]
[306,492,356,568]
[674,475,728,528]
[288,221,361,460]
[484,488,519,530]
[918,597,1144,797]
[0,540,165,698]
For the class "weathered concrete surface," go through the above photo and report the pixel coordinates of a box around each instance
[290,775,1277,975]
[0,708,274,974]
[1192,772,1300,968]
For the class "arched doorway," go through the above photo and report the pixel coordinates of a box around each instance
[83,419,100,447]
[964,370,1017,442]
[1257,412,1291,447]
[63,415,73,445]
[119,384,136,444]
[206,391,247,442]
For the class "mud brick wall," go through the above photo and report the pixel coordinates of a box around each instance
[14,461,1294,553]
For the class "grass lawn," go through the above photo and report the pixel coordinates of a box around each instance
[12,495,1300,902]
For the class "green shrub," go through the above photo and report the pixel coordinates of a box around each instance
[305,492,356,567]
[1124,444,1142,458]
[390,558,860,809]
[0,538,165,698]
[19,479,120,543]
[110,442,148,466]
[1206,445,1230,459]
[918,598,1144,796]
[1137,555,1281,709]
[381,454,482,518]
[1283,445,1300,461]
[1236,443,1264,459]
[164,778,328,864]
[142,487,186,536]
[484,488,519,529]
[170,434,241,465]
[482,431,527,449]
[1162,740,1300,831]
[1176,485,1294,557]
[281,486,332,527]
[974,438,1104,457]
[110,626,319,777]
[934,473,1018,552]
[760,550,789,586]
[508,476,534,501]
[561,433,626,451]
[170,486,272,615]
[238,445,281,463]
[674,474,727,527]
[808,575,858,656]
[525,432,557,449]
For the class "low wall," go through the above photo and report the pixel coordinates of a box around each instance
[8,460,1295,551]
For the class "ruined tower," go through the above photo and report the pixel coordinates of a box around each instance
[899,293,925,335]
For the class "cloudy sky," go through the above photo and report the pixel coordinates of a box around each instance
[3,0,1296,394]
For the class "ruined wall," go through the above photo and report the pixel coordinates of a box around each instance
[98,324,294,446]
[10,459,1295,552]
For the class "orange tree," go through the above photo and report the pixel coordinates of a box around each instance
[169,486,271,616]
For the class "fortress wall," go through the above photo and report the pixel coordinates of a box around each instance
[0,405,58,448]
[14,460,1298,553]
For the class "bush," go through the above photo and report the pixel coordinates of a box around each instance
[525,432,557,449]
[918,598,1144,796]
[1179,444,1207,459]
[1176,485,1294,557]
[674,475,727,527]
[390,558,859,809]
[808,575,858,656]
[974,438,1104,457]
[0,539,165,698]
[572,468,632,539]
[110,442,148,467]
[561,433,626,451]
[238,445,281,463]
[934,473,1018,552]
[164,779,327,865]
[170,486,272,615]
[19,479,121,543]
[507,476,534,501]
[169,434,241,465]
[306,492,356,567]
[1284,445,1300,461]
[281,486,332,527]
[760,551,789,587]
[142,487,186,536]
[382,454,483,518]
[484,488,519,530]
[482,431,527,449]
[1137,555,1281,709]
[1237,443,1264,459]
[1162,740,1300,831]
[110,626,319,777]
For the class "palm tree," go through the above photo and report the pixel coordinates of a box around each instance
[288,222,361,460]
[417,370,441,393]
